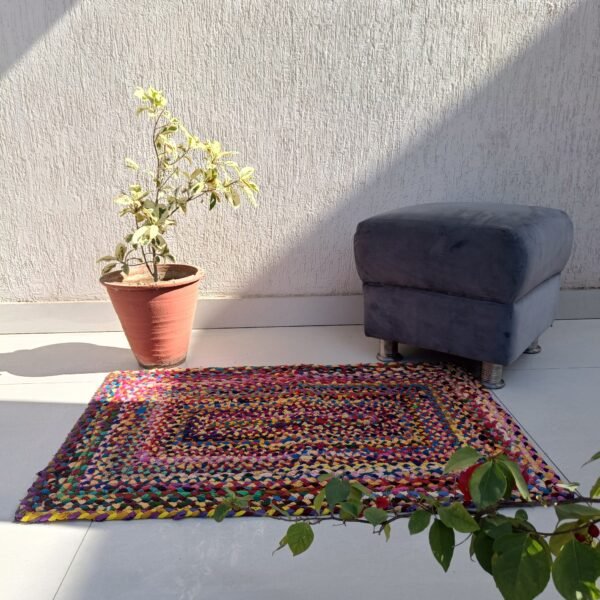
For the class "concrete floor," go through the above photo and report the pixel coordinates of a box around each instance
[0,321,599,600]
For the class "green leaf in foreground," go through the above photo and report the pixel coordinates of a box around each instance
[556,481,581,493]
[444,446,483,474]
[492,533,551,600]
[480,515,513,540]
[350,482,374,498]
[583,451,600,467]
[383,523,391,541]
[515,509,529,521]
[273,535,288,555]
[471,531,495,575]
[470,462,507,508]
[438,502,479,533]
[429,520,455,572]
[552,539,600,600]
[340,501,362,520]
[286,522,314,556]
[325,477,351,507]
[213,503,230,523]
[313,488,326,513]
[590,477,600,499]
[549,521,579,557]
[556,503,600,522]
[232,495,249,509]
[348,486,362,503]
[364,507,389,526]
[496,456,531,501]
[408,509,432,535]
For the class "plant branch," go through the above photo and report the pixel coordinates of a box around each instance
[159,176,248,224]
[140,245,154,278]
[148,108,166,282]
[532,518,600,538]
[265,495,600,531]
[157,149,191,192]
[152,108,166,190]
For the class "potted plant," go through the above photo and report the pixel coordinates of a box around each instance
[98,86,258,368]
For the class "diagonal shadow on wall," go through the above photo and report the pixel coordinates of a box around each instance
[203,0,600,314]
[0,0,79,76]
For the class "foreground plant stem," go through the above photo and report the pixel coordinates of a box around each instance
[213,447,600,600]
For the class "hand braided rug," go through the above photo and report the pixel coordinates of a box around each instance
[15,362,570,523]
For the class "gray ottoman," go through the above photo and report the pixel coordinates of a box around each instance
[354,203,573,388]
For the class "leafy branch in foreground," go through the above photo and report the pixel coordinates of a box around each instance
[213,448,600,600]
[98,86,259,282]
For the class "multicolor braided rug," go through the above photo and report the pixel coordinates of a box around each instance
[16,363,569,523]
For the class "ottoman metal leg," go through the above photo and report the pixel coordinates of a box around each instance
[377,340,402,363]
[524,337,542,354]
[481,362,505,389]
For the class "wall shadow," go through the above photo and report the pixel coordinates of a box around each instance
[228,0,599,301]
[0,343,137,377]
[0,0,79,75]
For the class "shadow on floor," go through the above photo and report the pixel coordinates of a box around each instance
[0,343,138,377]
[0,400,87,522]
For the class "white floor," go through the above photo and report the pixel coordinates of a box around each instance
[0,321,599,600]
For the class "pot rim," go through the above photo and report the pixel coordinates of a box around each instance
[99,263,203,290]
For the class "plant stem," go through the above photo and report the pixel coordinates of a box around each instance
[532,518,600,537]
[163,178,243,222]
[157,149,191,192]
[152,108,166,200]
[140,246,154,279]
[266,496,600,531]
[150,245,159,282]
[147,108,166,282]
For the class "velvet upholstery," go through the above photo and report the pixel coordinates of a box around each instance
[363,276,560,365]
[355,203,573,303]
[354,203,573,366]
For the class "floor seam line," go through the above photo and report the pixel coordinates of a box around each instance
[51,522,92,600]
[491,391,573,485]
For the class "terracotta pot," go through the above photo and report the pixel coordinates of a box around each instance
[100,264,203,368]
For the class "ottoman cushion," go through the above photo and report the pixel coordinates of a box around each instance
[354,202,573,303]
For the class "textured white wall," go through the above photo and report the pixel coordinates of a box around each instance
[0,0,599,302]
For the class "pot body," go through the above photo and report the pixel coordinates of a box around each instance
[100,264,202,368]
